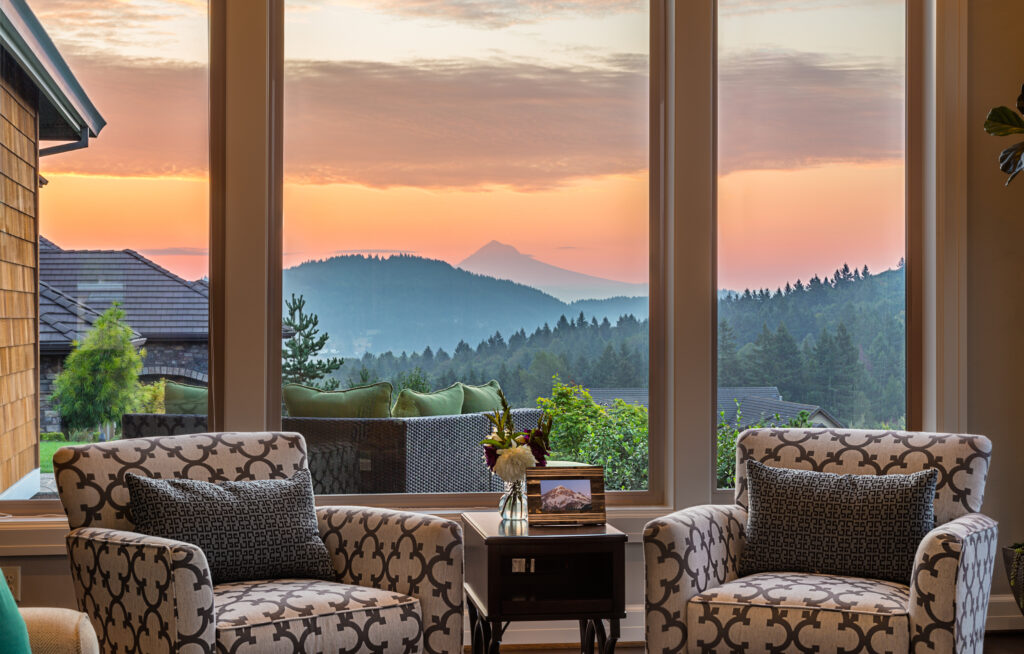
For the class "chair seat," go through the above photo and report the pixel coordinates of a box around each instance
[687,572,910,653]
[214,579,423,653]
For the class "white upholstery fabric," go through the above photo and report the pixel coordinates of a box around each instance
[21,607,99,654]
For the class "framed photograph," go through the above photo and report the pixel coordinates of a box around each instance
[525,466,606,526]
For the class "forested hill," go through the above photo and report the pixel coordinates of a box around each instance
[718,264,906,427]
[283,254,649,355]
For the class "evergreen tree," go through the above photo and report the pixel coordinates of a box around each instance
[282,293,343,390]
[717,319,745,386]
[52,303,143,437]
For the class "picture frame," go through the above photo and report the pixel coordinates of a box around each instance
[525,466,606,526]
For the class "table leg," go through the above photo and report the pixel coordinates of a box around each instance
[488,619,504,654]
[579,619,619,654]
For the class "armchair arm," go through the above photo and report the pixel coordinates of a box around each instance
[317,506,463,654]
[66,528,216,654]
[21,607,99,654]
[909,513,998,654]
[643,504,747,654]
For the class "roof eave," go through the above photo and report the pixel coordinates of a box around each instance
[0,0,105,140]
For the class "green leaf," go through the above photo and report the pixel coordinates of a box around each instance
[1017,83,1024,116]
[984,106,1024,136]
[999,141,1024,185]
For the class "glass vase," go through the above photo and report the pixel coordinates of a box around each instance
[498,478,526,521]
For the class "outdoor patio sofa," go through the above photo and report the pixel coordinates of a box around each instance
[122,409,542,495]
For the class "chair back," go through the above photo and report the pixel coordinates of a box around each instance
[734,428,991,525]
[54,432,308,531]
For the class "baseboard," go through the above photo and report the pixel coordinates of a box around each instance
[0,469,39,501]
[987,594,1024,631]
[462,603,645,646]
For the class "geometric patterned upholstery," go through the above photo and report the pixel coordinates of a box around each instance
[688,572,911,653]
[54,432,309,531]
[735,428,992,525]
[54,433,464,654]
[645,429,998,654]
[214,579,422,652]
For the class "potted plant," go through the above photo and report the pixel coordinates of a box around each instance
[983,83,1024,184]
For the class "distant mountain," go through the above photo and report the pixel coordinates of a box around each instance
[283,254,649,356]
[458,241,648,302]
[540,485,593,512]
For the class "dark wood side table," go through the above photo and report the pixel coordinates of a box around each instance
[462,512,627,654]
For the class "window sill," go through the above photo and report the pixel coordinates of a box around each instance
[0,504,672,556]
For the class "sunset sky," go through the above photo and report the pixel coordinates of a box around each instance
[30,0,905,292]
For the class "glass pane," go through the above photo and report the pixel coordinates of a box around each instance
[716,0,907,488]
[283,2,650,494]
[16,1,210,499]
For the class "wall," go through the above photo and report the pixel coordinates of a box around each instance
[0,51,39,495]
[966,0,1024,598]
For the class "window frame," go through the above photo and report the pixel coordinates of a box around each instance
[2,0,966,518]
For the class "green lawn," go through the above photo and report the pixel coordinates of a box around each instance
[39,440,73,474]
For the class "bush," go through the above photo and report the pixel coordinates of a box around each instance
[40,432,66,442]
[715,403,813,488]
[134,379,166,413]
[537,380,649,491]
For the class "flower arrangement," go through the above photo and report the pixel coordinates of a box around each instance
[480,391,553,519]
[481,391,552,481]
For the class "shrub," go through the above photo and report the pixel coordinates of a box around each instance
[715,403,813,488]
[134,379,166,413]
[40,432,66,443]
[537,380,649,490]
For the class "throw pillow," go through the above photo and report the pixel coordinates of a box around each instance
[460,380,503,413]
[0,572,29,654]
[126,469,336,584]
[283,382,392,418]
[163,381,208,414]
[740,460,937,584]
[392,383,464,418]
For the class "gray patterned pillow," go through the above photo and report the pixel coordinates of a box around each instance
[126,469,335,584]
[740,460,938,584]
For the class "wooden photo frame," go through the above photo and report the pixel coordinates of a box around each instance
[525,466,606,526]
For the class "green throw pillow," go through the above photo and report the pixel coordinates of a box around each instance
[283,382,393,418]
[164,381,208,414]
[460,380,503,414]
[0,571,29,654]
[392,383,464,418]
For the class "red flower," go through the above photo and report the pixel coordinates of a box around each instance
[483,445,498,470]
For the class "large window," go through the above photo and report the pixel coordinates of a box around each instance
[715,0,907,488]
[282,1,650,495]
[13,0,209,500]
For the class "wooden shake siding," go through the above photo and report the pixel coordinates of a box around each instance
[0,54,39,495]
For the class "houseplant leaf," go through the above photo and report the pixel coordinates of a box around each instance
[998,141,1024,185]
[1017,83,1024,115]
[984,106,1024,136]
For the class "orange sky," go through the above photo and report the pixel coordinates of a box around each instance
[31,0,905,292]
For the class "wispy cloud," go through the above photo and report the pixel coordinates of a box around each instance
[719,49,903,174]
[29,0,203,53]
[719,0,899,16]
[285,55,648,189]
[344,0,643,28]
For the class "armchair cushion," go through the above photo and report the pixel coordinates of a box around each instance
[126,469,334,584]
[214,579,422,652]
[741,460,937,583]
[688,572,910,653]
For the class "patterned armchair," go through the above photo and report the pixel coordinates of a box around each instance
[53,432,463,654]
[644,428,997,654]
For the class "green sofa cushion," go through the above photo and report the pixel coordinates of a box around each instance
[392,383,464,418]
[164,381,208,415]
[283,382,393,418]
[0,572,29,654]
[460,380,503,414]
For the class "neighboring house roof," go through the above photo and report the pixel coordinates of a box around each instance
[588,386,844,429]
[39,280,143,353]
[40,246,209,341]
[0,0,105,140]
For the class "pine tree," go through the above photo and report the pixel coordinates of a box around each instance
[52,303,144,437]
[718,319,745,386]
[282,293,343,390]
